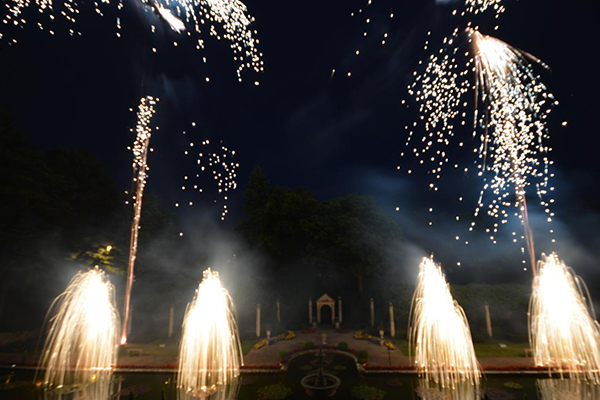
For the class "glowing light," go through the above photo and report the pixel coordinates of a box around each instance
[537,378,600,399]
[529,253,600,383]
[409,257,480,388]
[416,380,481,400]
[177,269,242,399]
[39,268,119,398]
[122,95,158,345]
[177,129,240,222]
[1,0,263,79]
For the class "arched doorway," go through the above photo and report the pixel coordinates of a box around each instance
[320,304,332,325]
[316,294,336,324]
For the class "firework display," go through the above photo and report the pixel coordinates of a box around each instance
[530,254,600,382]
[409,257,480,388]
[39,269,120,398]
[178,269,242,399]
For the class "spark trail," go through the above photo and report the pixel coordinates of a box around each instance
[529,254,600,382]
[1,0,263,79]
[178,268,242,399]
[121,95,158,345]
[409,257,480,387]
[39,268,120,399]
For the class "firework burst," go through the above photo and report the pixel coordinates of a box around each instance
[529,253,600,382]
[409,257,480,388]
[1,0,263,79]
[178,269,242,399]
[39,268,120,398]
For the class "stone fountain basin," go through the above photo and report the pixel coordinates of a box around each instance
[300,374,341,398]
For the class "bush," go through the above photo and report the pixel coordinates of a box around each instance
[304,341,315,350]
[278,351,288,360]
[338,341,348,351]
[351,385,387,400]
[358,349,369,360]
[256,384,293,400]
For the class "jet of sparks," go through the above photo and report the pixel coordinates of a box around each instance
[537,378,600,400]
[416,380,481,400]
[39,268,120,399]
[121,95,158,345]
[155,3,186,33]
[409,256,480,388]
[177,268,242,399]
[529,253,600,383]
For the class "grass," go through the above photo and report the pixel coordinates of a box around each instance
[118,341,179,357]
[474,340,529,357]
[391,338,529,358]
[241,339,258,355]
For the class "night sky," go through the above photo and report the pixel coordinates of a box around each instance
[1,0,599,283]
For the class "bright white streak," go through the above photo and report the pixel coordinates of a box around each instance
[530,253,600,383]
[537,378,600,400]
[409,257,480,388]
[177,268,242,399]
[155,4,186,33]
[39,268,120,398]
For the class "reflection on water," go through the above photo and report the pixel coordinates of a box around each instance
[415,379,482,400]
[538,379,600,400]
[40,378,113,400]
[177,377,240,400]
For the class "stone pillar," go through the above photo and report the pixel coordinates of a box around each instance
[168,305,174,338]
[127,305,133,334]
[276,299,281,323]
[308,298,313,324]
[338,296,343,324]
[389,302,395,338]
[485,302,493,338]
[256,304,261,338]
[370,298,375,327]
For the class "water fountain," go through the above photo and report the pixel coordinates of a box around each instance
[300,346,341,398]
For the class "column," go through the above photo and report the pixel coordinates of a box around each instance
[256,304,261,338]
[308,298,313,324]
[370,298,375,327]
[276,299,281,323]
[338,296,343,324]
[168,305,174,338]
[389,302,395,338]
[485,302,493,338]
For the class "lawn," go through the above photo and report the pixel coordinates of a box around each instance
[118,341,179,357]
[241,339,258,355]
[391,339,529,358]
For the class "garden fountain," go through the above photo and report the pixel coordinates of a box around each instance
[300,346,341,398]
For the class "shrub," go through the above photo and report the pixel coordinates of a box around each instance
[256,384,293,400]
[338,341,349,351]
[358,350,369,360]
[304,341,315,350]
[278,351,288,361]
[351,384,387,400]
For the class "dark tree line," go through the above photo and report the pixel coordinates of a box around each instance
[237,166,403,294]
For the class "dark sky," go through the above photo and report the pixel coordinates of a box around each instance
[1,0,599,282]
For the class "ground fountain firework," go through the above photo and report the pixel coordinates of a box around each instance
[177,269,242,400]
[38,268,120,399]
[529,254,600,383]
[409,257,480,388]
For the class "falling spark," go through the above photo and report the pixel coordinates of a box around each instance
[409,257,480,388]
[39,268,120,399]
[529,253,600,383]
[465,0,505,16]
[155,3,186,33]
[1,0,263,79]
[122,95,158,345]
[177,269,242,399]
[403,29,556,268]
[472,30,555,272]
[177,129,239,222]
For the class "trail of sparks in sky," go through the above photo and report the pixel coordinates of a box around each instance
[178,269,242,400]
[176,124,239,231]
[401,25,557,269]
[529,254,600,383]
[39,268,119,399]
[0,0,263,80]
[121,95,158,345]
[409,256,480,388]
